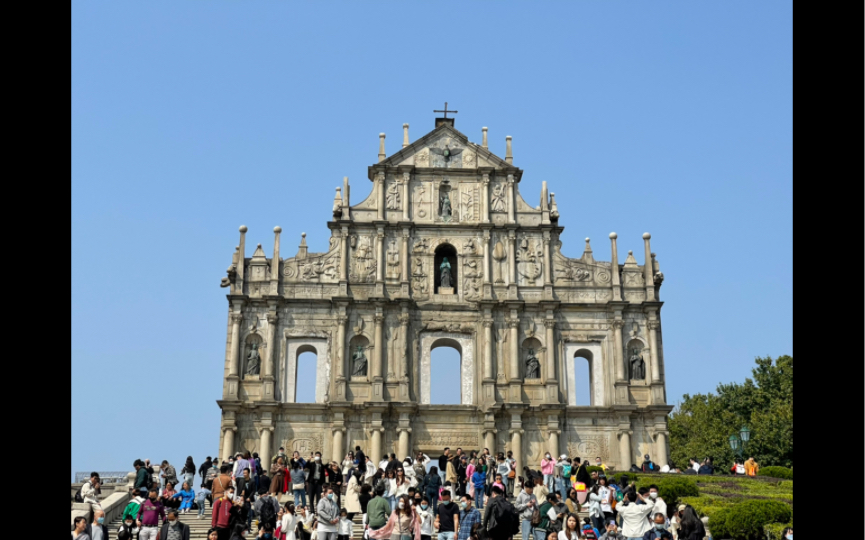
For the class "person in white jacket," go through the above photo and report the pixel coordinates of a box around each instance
[337,508,353,540]
[617,491,655,539]
[278,503,299,540]
[80,473,102,513]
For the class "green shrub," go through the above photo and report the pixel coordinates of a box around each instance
[778,480,793,490]
[636,477,699,506]
[611,472,639,485]
[759,466,793,480]
[679,495,734,518]
[585,466,605,475]
[710,500,792,540]
[764,522,793,540]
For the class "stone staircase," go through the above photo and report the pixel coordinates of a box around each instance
[105,493,586,540]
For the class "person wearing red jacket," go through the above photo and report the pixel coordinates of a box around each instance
[211,486,235,540]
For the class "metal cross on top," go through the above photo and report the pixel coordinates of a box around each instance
[434,102,458,118]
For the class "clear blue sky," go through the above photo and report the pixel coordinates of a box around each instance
[71,1,792,479]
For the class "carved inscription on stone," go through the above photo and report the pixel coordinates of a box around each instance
[567,435,611,463]
[415,432,479,447]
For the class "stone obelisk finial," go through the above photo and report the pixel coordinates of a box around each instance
[402,124,409,148]
[505,136,513,164]
[378,133,386,163]
[482,127,488,148]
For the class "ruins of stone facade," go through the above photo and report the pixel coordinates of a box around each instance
[217,118,672,472]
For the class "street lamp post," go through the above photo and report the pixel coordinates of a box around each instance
[728,426,752,461]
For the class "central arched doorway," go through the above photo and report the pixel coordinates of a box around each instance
[419,333,474,405]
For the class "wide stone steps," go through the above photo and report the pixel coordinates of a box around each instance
[106,494,586,540]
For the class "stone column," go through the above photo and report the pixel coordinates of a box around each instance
[376,228,385,283]
[398,311,410,380]
[340,226,350,282]
[484,429,496,454]
[482,231,491,285]
[398,429,410,459]
[542,232,552,285]
[373,312,384,379]
[336,315,348,380]
[483,319,494,380]
[544,319,556,380]
[260,427,273,469]
[548,430,560,460]
[508,317,520,380]
[370,428,383,465]
[401,229,410,285]
[506,174,515,224]
[618,431,633,469]
[510,429,523,473]
[402,172,410,221]
[648,319,661,383]
[482,173,490,223]
[221,427,236,460]
[332,427,345,463]
[507,230,516,286]
[376,173,385,220]
[612,319,625,382]
[264,314,278,379]
[609,233,621,301]
[655,432,668,466]
[228,313,243,377]
[642,233,656,301]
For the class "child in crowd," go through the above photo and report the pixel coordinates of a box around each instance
[338,508,353,540]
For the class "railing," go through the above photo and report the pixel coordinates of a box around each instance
[73,471,130,484]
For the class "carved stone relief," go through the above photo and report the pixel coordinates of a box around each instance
[411,257,429,298]
[386,241,400,281]
[516,237,544,286]
[567,434,612,463]
[350,236,376,283]
[490,182,507,213]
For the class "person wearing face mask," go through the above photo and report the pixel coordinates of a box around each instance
[617,491,654,540]
[645,486,666,525]
[118,513,139,540]
[85,509,107,540]
[433,488,459,540]
[676,507,704,540]
[157,509,191,540]
[368,494,420,540]
[640,514,671,540]
[781,527,792,540]
[416,496,434,540]
[212,487,236,540]
[336,508,353,540]
[594,458,608,473]
[540,454,555,493]
[455,495,481,540]
[306,453,327,509]
[316,485,340,540]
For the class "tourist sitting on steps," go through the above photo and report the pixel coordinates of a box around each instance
[697,458,714,476]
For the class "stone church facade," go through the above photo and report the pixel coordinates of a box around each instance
[217,118,672,472]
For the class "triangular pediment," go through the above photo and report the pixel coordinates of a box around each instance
[382,123,511,170]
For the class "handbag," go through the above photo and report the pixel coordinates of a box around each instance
[530,507,541,526]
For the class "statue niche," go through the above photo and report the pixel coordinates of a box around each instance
[522,337,543,380]
[433,243,458,294]
[244,334,264,377]
[627,340,646,380]
[348,335,371,380]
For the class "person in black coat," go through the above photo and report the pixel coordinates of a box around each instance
[200,457,213,480]
[355,446,367,475]
[305,452,328,508]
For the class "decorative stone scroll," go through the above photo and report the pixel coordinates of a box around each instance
[284,432,325,456]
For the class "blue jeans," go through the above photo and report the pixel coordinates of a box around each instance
[521,520,533,540]
[543,474,553,491]
[197,498,207,516]
[475,490,484,509]
[533,529,546,540]
[293,489,307,507]
[439,533,455,540]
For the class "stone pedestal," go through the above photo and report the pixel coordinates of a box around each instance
[439,287,454,295]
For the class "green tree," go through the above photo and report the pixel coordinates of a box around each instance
[669,355,793,468]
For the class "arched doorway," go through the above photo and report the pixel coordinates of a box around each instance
[419,333,474,405]
[430,345,461,404]
[295,349,317,403]
[283,337,329,403]
[573,352,593,406]
[434,244,458,294]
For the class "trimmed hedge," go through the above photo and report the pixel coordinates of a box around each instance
[611,472,639,485]
[710,500,792,540]
[585,466,605,475]
[764,522,793,540]
[759,466,793,480]
[778,480,793,490]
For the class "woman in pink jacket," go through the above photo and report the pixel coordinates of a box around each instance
[368,495,421,540]
[541,453,556,492]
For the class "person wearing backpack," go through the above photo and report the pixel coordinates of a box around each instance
[134,460,151,492]
[256,491,281,531]
[483,485,520,540]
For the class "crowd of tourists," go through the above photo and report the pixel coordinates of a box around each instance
[71,449,777,540]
